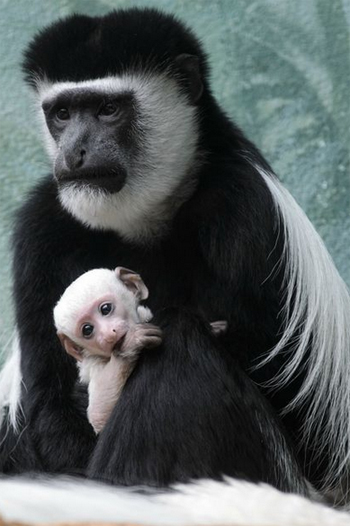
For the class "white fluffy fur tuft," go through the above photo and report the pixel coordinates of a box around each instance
[0,476,349,525]
[257,165,350,492]
[0,333,23,433]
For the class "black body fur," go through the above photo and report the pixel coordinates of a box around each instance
[0,9,313,493]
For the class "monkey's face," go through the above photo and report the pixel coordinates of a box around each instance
[38,73,200,239]
[42,89,137,194]
[72,294,135,358]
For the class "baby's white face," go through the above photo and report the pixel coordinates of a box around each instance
[73,292,138,358]
[54,266,150,362]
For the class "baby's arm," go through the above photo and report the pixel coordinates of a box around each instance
[85,323,162,434]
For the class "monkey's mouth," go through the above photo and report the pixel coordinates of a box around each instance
[56,167,127,194]
[112,333,127,355]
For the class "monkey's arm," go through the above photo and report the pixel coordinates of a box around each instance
[87,355,132,434]
[9,179,97,472]
[191,162,283,371]
[86,323,162,434]
[88,308,307,495]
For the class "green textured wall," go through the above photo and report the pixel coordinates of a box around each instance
[0,0,349,358]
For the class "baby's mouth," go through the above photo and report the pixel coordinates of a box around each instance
[112,332,127,353]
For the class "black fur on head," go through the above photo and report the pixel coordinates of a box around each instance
[22,8,209,91]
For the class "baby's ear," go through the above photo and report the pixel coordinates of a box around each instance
[115,267,149,300]
[137,305,153,323]
[57,332,84,362]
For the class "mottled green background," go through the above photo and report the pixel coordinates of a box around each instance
[0,0,349,359]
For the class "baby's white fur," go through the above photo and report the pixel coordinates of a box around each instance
[53,268,147,338]
[53,267,154,434]
[53,267,152,385]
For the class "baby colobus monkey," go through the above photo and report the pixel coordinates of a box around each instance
[54,266,228,433]
[54,267,162,433]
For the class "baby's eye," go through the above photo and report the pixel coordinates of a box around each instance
[99,302,113,316]
[82,323,94,338]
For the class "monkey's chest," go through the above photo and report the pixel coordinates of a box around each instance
[83,229,221,320]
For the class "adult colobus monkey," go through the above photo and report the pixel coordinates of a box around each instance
[0,8,349,498]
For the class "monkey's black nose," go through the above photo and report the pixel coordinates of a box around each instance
[65,148,86,170]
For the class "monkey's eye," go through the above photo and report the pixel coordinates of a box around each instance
[98,102,119,117]
[56,108,70,121]
[82,323,94,338]
[99,302,114,316]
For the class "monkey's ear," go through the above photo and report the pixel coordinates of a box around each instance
[115,267,149,300]
[57,332,83,362]
[175,54,203,103]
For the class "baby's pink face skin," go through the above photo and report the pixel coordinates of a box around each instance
[73,294,136,358]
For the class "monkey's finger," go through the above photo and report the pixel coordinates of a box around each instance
[143,335,163,348]
[142,323,162,332]
[210,320,228,335]
[140,327,163,337]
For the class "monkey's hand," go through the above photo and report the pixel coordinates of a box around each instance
[210,320,228,336]
[117,323,163,359]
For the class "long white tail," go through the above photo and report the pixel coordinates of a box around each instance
[0,477,349,525]
[257,165,350,492]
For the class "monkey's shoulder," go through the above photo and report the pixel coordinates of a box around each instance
[181,164,282,288]
[188,161,276,238]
